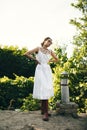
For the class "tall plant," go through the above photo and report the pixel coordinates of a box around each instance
[64,0,87,113]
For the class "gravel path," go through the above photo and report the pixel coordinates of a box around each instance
[0,110,87,130]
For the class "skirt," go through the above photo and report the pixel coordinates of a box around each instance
[33,64,54,99]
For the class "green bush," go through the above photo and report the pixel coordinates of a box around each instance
[0,75,34,109]
[21,94,40,111]
[0,46,36,78]
[49,65,63,109]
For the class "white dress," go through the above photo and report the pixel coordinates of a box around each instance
[33,48,54,99]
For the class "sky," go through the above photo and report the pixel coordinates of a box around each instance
[0,0,81,57]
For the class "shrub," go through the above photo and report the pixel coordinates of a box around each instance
[21,94,40,111]
[0,76,34,109]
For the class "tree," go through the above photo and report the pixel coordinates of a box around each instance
[64,0,87,112]
[50,0,87,113]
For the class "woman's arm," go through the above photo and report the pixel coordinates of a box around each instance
[24,47,39,61]
[49,50,59,63]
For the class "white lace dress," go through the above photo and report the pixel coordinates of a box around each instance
[33,48,54,99]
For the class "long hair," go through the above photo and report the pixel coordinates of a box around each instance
[41,37,52,47]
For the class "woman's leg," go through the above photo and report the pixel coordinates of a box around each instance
[41,100,45,115]
[42,100,49,121]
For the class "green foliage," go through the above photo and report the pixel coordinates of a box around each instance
[0,76,34,109]
[0,46,36,78]
[49,6,87,112]
[68,72,87,113]
[49,46,68,110]
[61,0,87,113]
[63,45,87,112]
[49,65,64,110]
[54,47,68,67]
[50,47,68,72]
[21,94,40,111]
[71,0,87,13]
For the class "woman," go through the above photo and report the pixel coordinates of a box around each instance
[24,37,58,121]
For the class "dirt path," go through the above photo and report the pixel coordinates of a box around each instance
[0,110,87,130]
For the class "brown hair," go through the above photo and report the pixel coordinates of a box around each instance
[41,37,52,47]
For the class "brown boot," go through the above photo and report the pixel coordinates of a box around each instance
[43,113,49,121]
[41,100,45,115]
[42,100,49,121]
[41,100,51,116]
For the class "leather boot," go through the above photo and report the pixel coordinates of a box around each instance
[42,100,49,121]
[41,100,45,115]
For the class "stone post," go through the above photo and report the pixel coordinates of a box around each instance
[56,71,78,118]
[61,71,69,103]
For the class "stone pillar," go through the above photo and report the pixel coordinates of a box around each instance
[61,72,69,103]
[56,71,78,118]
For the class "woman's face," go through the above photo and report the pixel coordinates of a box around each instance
[44,39,52,47]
